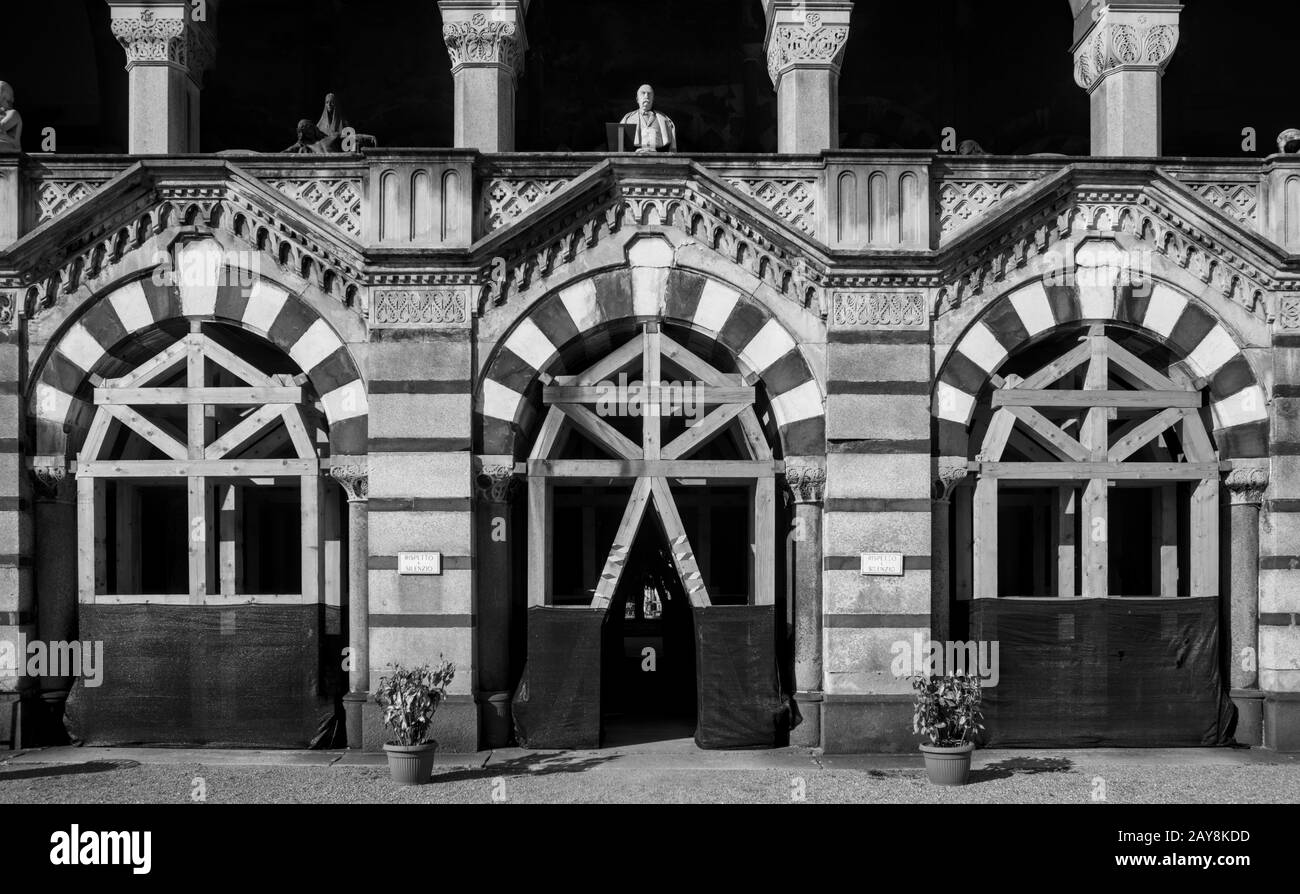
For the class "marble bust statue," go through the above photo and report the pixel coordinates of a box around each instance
[619,84,677,153]
[0,82,22,152]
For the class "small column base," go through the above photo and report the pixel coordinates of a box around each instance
[343,691,369,750]
[477,690,514,749]
[1229,689,1264,746]
[789,691,822,747]
[1264,692,1300,753]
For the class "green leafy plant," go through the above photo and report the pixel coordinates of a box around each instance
[375,660,456,746]
[910,671,985,747]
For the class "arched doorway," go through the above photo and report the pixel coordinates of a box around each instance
[510,317,790,749]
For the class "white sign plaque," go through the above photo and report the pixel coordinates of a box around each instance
[398,552,443,575]
[860,552,904,576]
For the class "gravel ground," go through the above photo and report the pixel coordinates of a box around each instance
[3,752,1299,803]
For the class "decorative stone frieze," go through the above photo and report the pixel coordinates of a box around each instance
[784,464,827,505]
[832,291,927,330]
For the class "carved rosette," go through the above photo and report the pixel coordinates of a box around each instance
[765,16,851,86]
[1073,14,1180,91]
[934,457,969,503]
[330,459,369,502]
[443,12,524,78]
[784,464,827,505]
[1226,467,1269,507]
[475,462,519,504]
[32,463,69,501]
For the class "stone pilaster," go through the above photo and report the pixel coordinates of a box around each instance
[931,457,968,646]
[474,456,518,748]
[1072,1,1181,157]
[330,457,370,750]
[1226,466,1266,745]
[785,461,825,746]
[762,0,853,154]
[439,0,528,152]
[107,0,218,153]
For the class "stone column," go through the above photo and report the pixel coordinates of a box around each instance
[1072,1,1181,157]
[475,458,518,748]
[932,458,968,645]
[439,1,528,152]
[762,0,853,154]
[785,462,825,747]
[330,459,369,750]
[32,462,77,742]
[1226,466,1267,745]
[107,1,217,154]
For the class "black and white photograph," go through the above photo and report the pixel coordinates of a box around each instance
[0,0,1296,878]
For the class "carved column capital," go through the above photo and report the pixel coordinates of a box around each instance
[108,3,215,85]
[784,462,826,505]
[1226,466,1269,507]
[763,4,852,87]
[442,7,527,79]
[32,462,70,501]
[475,457,519,504]
[0,290,16,328]
[1072,8,1180,92]
[934,457,969,503]
[329,457,369,503]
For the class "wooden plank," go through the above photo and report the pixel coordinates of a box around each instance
[977,462,1221,480]
[527,476,551,607]
[659,333,744,387]
[955,485,973,602]
[100,404,189,461]
[556,403,643,461]
[1005,428,1058,463]
[76,458,319,478]
[736,407,773,461]
[992,389,1201,409]
[1106,338,1181,391]
[1006,406,1090,461]
[972,476,998,598]
[204,405,283,460]
[753,476,776,606]
[648,476,712,608]
[188,476,209,603]
[529,406,568,461]
[643,325,661,461]
[565,333,645,386]
[1016,340,1092,390]
[219,484,243,597]
[112,338,189,388]
[1081,477,1108,598]
[77,474,97,603]
[543,384,755,405]
[281,407,317,460]
[1190,478,1219,597]
[114,482,138,594]
[1180,409,1218,463]
[323,481,342,608]
[528,459,781,480]
[202,336,279,387]
[300,475,320,603]
[977,407,1018,461]
[589,476,653,610]
[661,402,747,460]
[79,407,115,463]
[1108,407,1184,462]
[96,386,303,406]
[1159,484,1178,598]
[1056,486,1076,598]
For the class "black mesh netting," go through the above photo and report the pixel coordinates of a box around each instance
[65,604,344,748]
[693,604,789,749]
[512,607,605,749]
[971,597,1236,747]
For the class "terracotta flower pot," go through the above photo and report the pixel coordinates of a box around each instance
[920,741,975,786]
[384,741,438,785]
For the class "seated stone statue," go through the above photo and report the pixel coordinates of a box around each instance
[313,93,376,152]
[285,119,329,154]
[619,84,677,153]
[0,82,23,152]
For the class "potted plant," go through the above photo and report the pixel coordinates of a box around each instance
[910,671,984,786]
[375,659,455,785]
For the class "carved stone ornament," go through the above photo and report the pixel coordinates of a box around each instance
[784,464,827,505]
[32,463,69,500]
[935,457,969,502]
[1226,467,1269,506]
[1278,129,1300,155]
[765,18,850,85]
[475,462,519,503]
[372,288,469,327]
[444,13,523,75]
[330,459,369,502]
[111,9,189,67]
[1073,15,1179,91]
[1278,295,1300,331]
[0,290,15,326]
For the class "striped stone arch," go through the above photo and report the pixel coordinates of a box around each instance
[478,259,825,459]
[31,266,368,457]
[935,277,1269,460]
